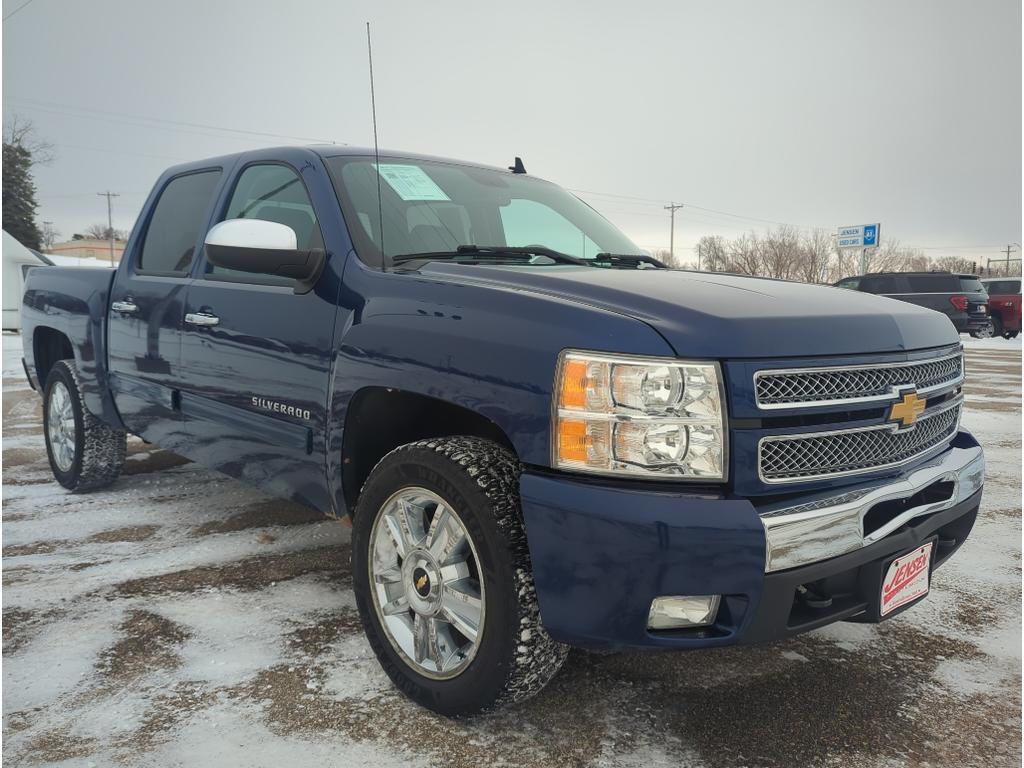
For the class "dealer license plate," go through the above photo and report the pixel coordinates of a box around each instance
[880,542,933,617]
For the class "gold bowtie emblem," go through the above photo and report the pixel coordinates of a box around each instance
[415,574,429,591]
[889,392,927,428]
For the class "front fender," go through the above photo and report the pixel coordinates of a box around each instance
[325,258,674,515]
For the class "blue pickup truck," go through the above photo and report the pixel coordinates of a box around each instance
[21,146,984,716]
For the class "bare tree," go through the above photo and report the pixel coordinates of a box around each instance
[82,223,129,241]
[796,229,834,283]
[695,235,728,272]
[40,221,60,250]
[932,255,979,274]
[3,114,54,166]
[727,232,762,276]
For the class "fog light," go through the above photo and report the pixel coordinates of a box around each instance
[647,595,721,630]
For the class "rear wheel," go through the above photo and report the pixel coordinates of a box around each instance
[971,320,994,339]
[351,436,568,716]
[43,360,127,492]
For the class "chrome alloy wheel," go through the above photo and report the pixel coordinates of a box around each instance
[368,488,485,679]
[47,380,76,472]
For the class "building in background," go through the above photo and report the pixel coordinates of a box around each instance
[48,236,126,265]
[3,230,53,331]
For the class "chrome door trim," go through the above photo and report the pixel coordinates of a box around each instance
[184,312,220,326]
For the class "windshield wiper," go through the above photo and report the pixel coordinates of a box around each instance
[592,253,668,269]
[392,245,590,266]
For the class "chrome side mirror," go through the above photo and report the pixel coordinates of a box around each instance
[204,219,325,294]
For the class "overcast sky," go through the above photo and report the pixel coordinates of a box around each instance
[3,0,1021,262]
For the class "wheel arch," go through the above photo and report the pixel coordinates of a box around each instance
[340,386,517,516]
[32,326,74,391]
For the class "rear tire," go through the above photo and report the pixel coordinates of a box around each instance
[43,360,127,492]
[971,320,994,339]
[351,436,568,716]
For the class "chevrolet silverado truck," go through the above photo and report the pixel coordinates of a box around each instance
[21,147,985,716]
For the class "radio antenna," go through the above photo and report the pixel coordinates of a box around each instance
[366,22,385,272]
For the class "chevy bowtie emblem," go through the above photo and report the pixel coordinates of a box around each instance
[889,391,927,429]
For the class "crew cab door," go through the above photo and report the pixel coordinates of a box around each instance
[107,169,223,449]
[178,161,339,510]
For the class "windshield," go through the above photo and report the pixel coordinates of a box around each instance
[325,155,641,268]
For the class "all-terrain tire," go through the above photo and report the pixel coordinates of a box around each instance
[351,436,568,716]
[42,359,127,492]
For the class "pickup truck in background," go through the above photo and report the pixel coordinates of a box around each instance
[834,271,990,336]
[21,146,985,716]
[980,277,1021,339]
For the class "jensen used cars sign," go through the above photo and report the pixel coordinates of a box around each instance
[837,223,880,249]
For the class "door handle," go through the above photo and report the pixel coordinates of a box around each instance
[111,300,138,314]
[185,312,220,327]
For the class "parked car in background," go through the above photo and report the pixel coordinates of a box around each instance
[979,277,1021,339]
[834,272,989,336]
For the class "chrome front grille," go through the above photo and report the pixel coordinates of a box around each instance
[758,398,962,483]
[755,350,963,408]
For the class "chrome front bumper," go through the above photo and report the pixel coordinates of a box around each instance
[759,442,985,572]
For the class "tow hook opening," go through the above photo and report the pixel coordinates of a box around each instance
[796,584,833,610]
[862,480,956,539]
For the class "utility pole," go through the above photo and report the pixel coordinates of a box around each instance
[990,243,1021,276]
[664,202,683,264]
[1002,243,1018,275]
[97,191,120,265]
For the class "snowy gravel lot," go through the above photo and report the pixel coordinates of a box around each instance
[2,332,1020,767]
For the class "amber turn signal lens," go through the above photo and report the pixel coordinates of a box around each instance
[557,418,590,463]
[560,359,590,410]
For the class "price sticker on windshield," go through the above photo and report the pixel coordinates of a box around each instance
[377,164,451,202]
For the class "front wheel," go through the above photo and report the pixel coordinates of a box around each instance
[43,360,127,492]
[351,436,568,716]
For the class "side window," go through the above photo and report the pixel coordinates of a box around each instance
[137,170,222,274]
[859,276,885,293]
[500,199,602,259]
[210,164,323,280]
[225,165,322,247]
[906,274,955,292]
[861,275,908,293]
[836,277,860,290]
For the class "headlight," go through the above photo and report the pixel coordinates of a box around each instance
[552,351,727,480]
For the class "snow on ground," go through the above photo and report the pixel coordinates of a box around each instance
[2,331,1021,767]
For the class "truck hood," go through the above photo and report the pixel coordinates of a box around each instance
[419,264,959,358]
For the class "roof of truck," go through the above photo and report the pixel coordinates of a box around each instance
[161,145,514,178]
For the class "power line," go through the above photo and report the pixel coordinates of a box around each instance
[572,188,1013,253]
[7,96,345,145]
[3,0,38,21]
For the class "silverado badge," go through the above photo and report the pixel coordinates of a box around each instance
[888,391,927,429]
